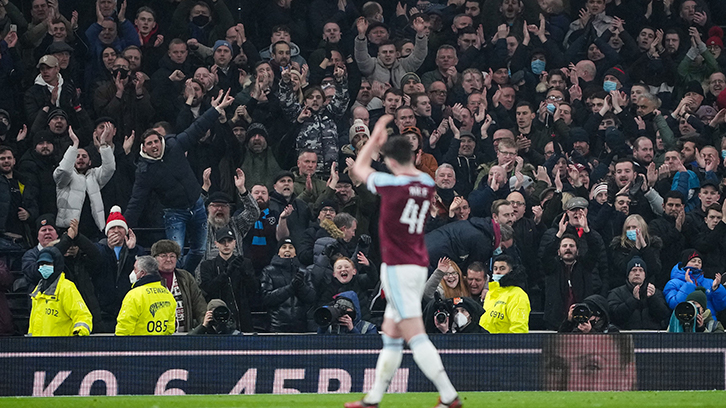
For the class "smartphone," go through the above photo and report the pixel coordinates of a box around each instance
[9,24,17,33]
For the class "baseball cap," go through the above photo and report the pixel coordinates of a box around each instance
[37,55,59,68]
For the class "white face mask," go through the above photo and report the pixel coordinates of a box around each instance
[454,312,469,329]
[492,274,503,282]
[129,270,138,286]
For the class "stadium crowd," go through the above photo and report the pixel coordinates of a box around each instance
[1,0,726,336]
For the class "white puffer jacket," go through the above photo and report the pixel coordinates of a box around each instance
[53,145,116,230]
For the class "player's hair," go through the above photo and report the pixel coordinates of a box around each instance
[491,199,511,217]
[135,255,160,277]
[380,136,413,165]
[333,213,357,230]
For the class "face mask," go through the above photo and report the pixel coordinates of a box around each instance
[546,103,556,114]
[454,312,469,329]
[626,230,637,241]
[192,15,210,27]
[129,270,138,286]
[113,68,129,80]
[38,265,54,279]
[492,274,503,282]
[0,121,7,136]
[493,246,502,256]
[721,150,726,160]
[531,59,546,75]
[603,81,617,92]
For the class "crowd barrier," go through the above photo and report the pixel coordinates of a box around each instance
[0,333,724,396]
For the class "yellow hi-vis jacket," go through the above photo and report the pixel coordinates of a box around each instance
[479,281,531,333]
[116,277,176,335]
[29,272,92,336]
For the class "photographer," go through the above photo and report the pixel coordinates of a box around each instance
[189,299,241,335]
[316,291,377,335]
[424,294,486,334]
[558,294,619,333]
[667,287,724,333]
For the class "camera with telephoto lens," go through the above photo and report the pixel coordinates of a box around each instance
[571,303,592,324]
[675,301,698,330]
[212,305,230,323]
[314,302,356,327]
[433,292,453,324]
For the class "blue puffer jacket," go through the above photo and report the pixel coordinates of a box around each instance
[663,263,726,316]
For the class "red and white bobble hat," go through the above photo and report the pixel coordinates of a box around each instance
[105,205,128,234]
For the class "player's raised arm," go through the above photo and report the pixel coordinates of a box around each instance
[351,114,392,183]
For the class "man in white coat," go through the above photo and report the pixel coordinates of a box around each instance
[54,124,116,240]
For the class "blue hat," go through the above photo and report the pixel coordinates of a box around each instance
[213,40,232,53]
[38,251,54,264]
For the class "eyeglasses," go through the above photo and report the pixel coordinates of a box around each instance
[444,272,458,277]
[509,201,525,206]
[320,208,336,213]
[156,253,177,260]
[498,150,517,157]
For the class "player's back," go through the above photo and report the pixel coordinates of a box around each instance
[366,171,434,267]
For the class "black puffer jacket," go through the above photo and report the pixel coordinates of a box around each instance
[199,255,258,332]
[425,217,497,271]
[607,257,670,330]
[261,256,316,333]
[558,294,620,333]
[17,149,57,217]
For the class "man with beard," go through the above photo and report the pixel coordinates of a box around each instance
[0,146,38,250]
[54,124,115,241]
[175,79,209,130]
[648,191,687,289]
[268,171,312,247]
[314,172,377,237]
[609,158,663,223]
[18,132,58,217]
[201,169,260,264]
[298,199,338,266]
[632,137,655,172]
[682,180,720,246]
[239,123,282,190]
[31,107,93,156]
[261,238,315,333]
[541,214,602,330]
[244,184,290,274]
[507,191,544,303]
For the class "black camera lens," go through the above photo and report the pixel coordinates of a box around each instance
[212,305,230,323]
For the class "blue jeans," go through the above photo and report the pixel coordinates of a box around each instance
[163,196,207,273]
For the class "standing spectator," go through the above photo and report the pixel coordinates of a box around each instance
[664,249,726,318]
[608,256,670,330]
[92,206,140,332]
[0,146,38,250]
[24,55,80,128]
[54,124,115,240]
[199,227,257,332]
[124,92,235,272]
[354,16,428,89]
[479,255,530,333]
[542,216,602,330]
[202,169,260,262]
[116,255,176,335]
[648,191,687,289]
[0,254,14,335]
[261,238,316,333]
[608,215,663,292]
[267,171,312,247]
[18,131,58,217]
[170,0,234,47]
[466,261,488,304]
[28,247,92,336]
[151,239,207,333]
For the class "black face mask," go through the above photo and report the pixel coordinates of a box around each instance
[192,15,210,27]
[0,122,7,136]
[113,68,129,80]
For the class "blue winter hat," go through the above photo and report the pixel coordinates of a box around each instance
[213,40,232,53]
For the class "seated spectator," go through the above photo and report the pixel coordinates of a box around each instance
[666,286,724,333]
[316,291,377,335]
[479,254,530,333]
[607,256,670,330]
[116,255,176,336]
[423,257,470,304]
[28,247,92,336]
[199,226,258,332]
[151,240,207,333]
[424,294,486,334]
[664,250,726,318]
[261,238,316,333]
